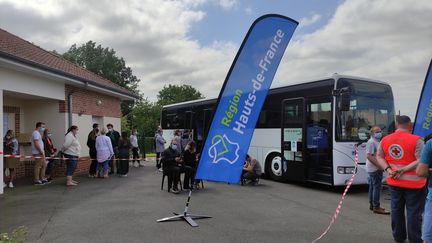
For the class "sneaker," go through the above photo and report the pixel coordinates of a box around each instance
[3,182,7,188]
[41,179,51,185]
[171,189,179,194]
[122,174,128,177]
[134,162,139,168]
[373,207,390,215]
[34,180,44,186]
[139,161,145,167]
[47,177,54,182]
[129,162,133,167]
[8,182,14,188]
[158,168,163,172]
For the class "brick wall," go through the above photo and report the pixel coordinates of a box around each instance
[9,158,91,180]
[59,85,122,118]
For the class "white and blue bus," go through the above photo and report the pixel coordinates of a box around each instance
[161,74,395,186]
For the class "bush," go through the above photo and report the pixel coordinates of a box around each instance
[0,226,27,243]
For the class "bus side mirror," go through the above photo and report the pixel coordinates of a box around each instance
[340,92,351,111]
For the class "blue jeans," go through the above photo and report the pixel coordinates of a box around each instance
[98,160,110,176]
[389,185,426,243]
[64,154,78,176]
[368,171,383,209]
[423,199,432,242]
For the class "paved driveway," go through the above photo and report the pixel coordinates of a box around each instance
[1,160,393,243]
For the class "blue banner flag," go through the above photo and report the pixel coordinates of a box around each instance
[413,59,432,138]
[195,14,298,183]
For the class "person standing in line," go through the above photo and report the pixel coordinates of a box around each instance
[416,134,432,243]
[96,127,114,178]
[130,127,141,168]
[31,122,48,185]
[118,131,131,177]
[180,130,191,152]
[155,127,166,172]
[62,126,81,186]
[365,126,390,214]
[173,130,182,152]
[377,115,426,243]
[87,123,99,178]
[43,129,57,182]
[106,123,120,174]
[3,130,19,188]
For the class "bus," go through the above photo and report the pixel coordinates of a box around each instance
[161,74,395,186]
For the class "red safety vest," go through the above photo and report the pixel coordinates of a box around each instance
[381,130,426,189]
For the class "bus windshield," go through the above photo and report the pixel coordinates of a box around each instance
[336,79,395,142]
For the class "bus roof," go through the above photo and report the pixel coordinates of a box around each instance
[162,73,390,109]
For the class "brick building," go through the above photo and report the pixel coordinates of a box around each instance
[0,28,139,194]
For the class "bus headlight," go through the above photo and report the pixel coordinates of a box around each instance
[337,166,356,174]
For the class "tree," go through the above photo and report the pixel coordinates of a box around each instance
[129,98,162,137]
[157,84,204,106]
[62,41,141,115]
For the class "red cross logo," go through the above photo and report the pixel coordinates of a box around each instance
[389,144,404,159]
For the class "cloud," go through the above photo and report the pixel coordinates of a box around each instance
[244,7,253,15]
[299,13,321,28]
[275,0,432,118]
[0,0,236,101]
[216,0,237,10]
[0,0,431,120]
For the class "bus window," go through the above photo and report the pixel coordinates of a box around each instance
[307,101,331,149]
[336,79,395,142]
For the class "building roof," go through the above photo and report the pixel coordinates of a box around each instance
[0,28,139,99]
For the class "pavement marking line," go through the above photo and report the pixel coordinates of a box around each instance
[311,144,360,243]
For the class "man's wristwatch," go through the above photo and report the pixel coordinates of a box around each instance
[384,166,391,172]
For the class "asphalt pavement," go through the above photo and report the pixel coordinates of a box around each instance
[0,159,394,243]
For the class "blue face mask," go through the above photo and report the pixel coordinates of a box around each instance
[374,132,382,140]
[171,144,177,150]
[40,127,46,133]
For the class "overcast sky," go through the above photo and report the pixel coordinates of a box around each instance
[0,0,431,118]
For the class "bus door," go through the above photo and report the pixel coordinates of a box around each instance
[184,111,195,140]
[281,98,306,181]
[305,98,333,184]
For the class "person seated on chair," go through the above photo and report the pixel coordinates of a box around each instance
[241,154,262,185]
[162,139,182,194]
[182,141,199,189]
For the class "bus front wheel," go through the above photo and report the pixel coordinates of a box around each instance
[266,153,284,181]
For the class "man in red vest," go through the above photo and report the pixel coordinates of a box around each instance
[377,115,426,243]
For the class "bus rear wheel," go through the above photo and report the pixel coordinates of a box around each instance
[266,153,284,181]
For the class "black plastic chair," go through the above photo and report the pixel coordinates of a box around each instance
[161,170,182,192]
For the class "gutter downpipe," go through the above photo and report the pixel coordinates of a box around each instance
[68,92,73,128]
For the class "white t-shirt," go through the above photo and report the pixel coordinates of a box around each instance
[366,137,380,173]
[31,130,44,155]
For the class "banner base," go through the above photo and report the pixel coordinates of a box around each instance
[156,189,212,227]
[156,212,212,227]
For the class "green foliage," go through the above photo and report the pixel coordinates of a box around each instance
[122,84,204,137]
[127,98,162,137]
[0,226,27,243]
[62,41,141,115]
[157,84,204,106]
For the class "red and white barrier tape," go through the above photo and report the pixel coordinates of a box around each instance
[1,153,146,161]
[311,144,359,243]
